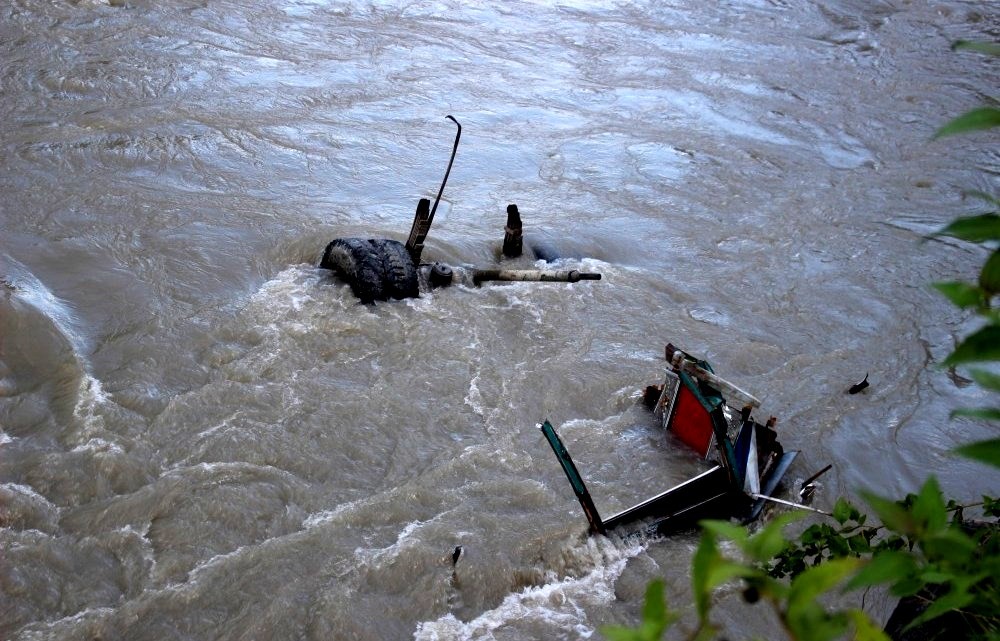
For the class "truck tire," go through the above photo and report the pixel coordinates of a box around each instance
[372,239,419,300]
[319,238,387,303]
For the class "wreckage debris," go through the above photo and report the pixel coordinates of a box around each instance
[541,343,799,537]
[471,269,600,285]
[502,204,523,258]
[848,373,870,394]
[318,117,601,303]
[319,238,418,304]
[797,463,832,504]
[500,204,565,262]
[429,262,454,288]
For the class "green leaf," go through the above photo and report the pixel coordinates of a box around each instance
[952,40,1000,56]
[969,369,1000,391]
[786,559,859,641]
[827,533,851,557]
[700,519,749,545]
[954,438,1000,468]
[981,251,1000,294]
[963,190,1000,207]
[922,529,977,565]
[600,581,679,641]
[691,532,718,621]
[918,570,954,584]
[641,580,674,629]
[950,407,1000,421]
[934,213,1000,243]
[690,625,719,641]
[944,326,1000,366]
[745,513,803,562]
[862,491,915,535]
[932,281,986,309]
[904,583,977,631]
[705,560,758,589]
[833,497,853,525]
[846,551,918,590]
[600,626,643,641]
[847,533,872,554]
[787,611,850,641]
[789,557,862,606]
[933,107,1000,139]
[848,609,892,641]
[912,477,947,535]
[641,580,665,623]
[691,528,759,623]
[891,576,926,597]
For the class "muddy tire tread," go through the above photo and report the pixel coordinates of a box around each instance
[319,237,387,303]
[372,239,419,300]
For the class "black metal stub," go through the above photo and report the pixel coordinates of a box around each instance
[502,204,523,258]
[429,262,454,288]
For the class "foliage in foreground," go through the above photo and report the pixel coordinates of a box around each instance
[605,480,999,641]
[603,42,1000,641]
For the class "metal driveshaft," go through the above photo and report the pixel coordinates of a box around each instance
[471,269,602,285]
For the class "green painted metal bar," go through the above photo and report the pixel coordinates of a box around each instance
[539,420,606,535]
[710,406,741,490]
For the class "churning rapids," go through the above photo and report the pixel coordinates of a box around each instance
[1,0,998,639]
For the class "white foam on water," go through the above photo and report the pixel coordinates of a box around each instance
[2,482,56,507]
[194,411,243,440]
[464,375,485,417]
[68,373,112,447]
[353,512,454,567]
[2,255,111,434]
[3,256,88,356]
[14,607,117,641]
[414,535,650,641]
[245,265,321,326]
[302,492,380,530]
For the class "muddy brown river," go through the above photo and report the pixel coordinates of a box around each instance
[1,1,998,639]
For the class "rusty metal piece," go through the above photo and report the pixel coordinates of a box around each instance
[471,269,601,285]
[405,198,432,263]
[405,116,462,263]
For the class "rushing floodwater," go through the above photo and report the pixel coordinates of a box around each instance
[1,0,998,639]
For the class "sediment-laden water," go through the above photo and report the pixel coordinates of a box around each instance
[1,1,997,639]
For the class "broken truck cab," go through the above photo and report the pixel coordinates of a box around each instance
[318,116,601,303]
[540,344,798,537]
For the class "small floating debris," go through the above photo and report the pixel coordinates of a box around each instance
[318,117,601,303]
[540,343,800,537]
[798,463,833,503]
[848,373,870,395]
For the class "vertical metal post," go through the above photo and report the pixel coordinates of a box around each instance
[710,407,741,491]
[405,198,432,263]
[405,116,462,264]
[502,204,523,258]
[539,420,606,535]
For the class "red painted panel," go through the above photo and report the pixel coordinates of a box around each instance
[670,385,714,457]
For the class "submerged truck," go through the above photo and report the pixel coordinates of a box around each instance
[540,343,799,536]
[318,116,600,303]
